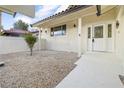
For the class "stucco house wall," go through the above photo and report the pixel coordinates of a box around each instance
[36,6,124,61]
[115,6,124,61]
[40,7,117,54]
[41,21,78,53]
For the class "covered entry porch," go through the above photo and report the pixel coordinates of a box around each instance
[82,6,117,53]
[33,5,118,57]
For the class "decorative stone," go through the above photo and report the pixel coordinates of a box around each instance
[0,61,5,67]
[0,51,78,88]
[119,75,124,85]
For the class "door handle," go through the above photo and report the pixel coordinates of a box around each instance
[92,38,94,42]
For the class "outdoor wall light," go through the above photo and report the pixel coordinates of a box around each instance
[45,30,47,33]
[73,24,76,27]
[116,20,119,29]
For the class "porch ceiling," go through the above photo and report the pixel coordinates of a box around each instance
[0,5,35,18]
[101,5,118,14]
[33,5,117,28]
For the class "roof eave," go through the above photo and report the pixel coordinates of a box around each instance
[32,5,92,27]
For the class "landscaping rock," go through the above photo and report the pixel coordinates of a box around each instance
[0,50,78,88]
[119,75,124,85]
[0,62,4,67]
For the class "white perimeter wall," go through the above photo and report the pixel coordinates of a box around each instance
[0,36,46,54]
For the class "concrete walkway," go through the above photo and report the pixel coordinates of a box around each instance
[56,52,124,88]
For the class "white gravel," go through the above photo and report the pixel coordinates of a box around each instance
[0,50,78,88]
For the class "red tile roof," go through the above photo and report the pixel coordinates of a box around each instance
[3,29,30,36]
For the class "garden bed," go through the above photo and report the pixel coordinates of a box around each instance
[0,50,78,88]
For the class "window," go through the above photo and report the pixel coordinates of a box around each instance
[88,27,91,38]
[108,24,112,38]
[50,25,66,36]
[94,26,103,38]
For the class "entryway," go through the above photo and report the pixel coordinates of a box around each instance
[87,23,114,52]
[56,52,123,88]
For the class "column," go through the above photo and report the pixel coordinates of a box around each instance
[77,18,82,57]
[38,27,42,51]
[0,12,1,32]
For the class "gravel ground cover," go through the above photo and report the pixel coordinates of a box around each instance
[0,50,78,88]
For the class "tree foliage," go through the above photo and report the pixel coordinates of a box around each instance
[14,20,29,30]
[24,34,37,56]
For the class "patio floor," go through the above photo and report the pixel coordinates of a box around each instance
[0,50,78,88]
[56,52,124,88]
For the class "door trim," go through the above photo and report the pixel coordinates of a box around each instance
[87,25,93,51]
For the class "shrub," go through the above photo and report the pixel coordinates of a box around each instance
[24,34,37,56]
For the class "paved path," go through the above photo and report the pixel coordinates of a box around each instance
[56,52,124,88]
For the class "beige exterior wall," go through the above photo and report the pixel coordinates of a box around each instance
[115,6,124,61]
[0,12,1,31]
[40,7,117,54]
[38,6,124,60]
[41,21,78,53]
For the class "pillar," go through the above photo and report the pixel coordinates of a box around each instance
[0,12,2,32]
[77,18,82,57]
[38,27,42,50]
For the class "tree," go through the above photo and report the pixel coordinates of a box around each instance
[24,34,37,56]
[14,20,29,30]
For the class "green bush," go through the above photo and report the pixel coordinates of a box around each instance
[24,34,37,56]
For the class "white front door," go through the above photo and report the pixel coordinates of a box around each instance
[92,25,105,51]
[87,23,114,52]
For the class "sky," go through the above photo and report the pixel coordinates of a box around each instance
[1,5,68,30]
